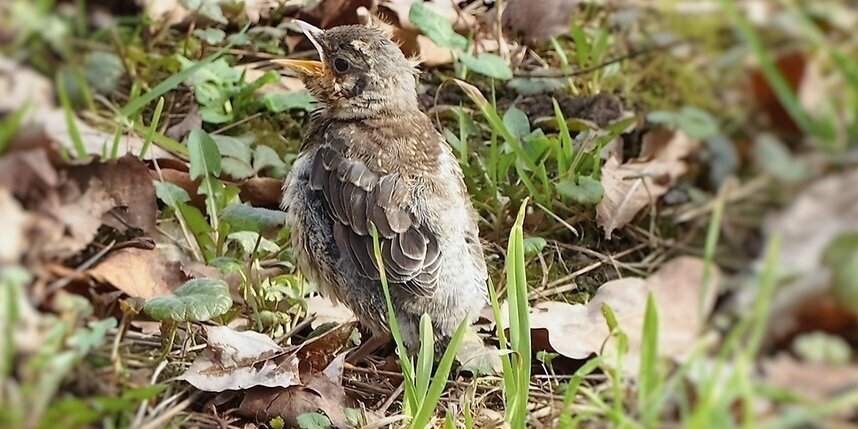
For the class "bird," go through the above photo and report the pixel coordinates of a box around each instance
[275,20,488,359]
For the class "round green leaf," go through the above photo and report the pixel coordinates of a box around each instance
[297,412,331,429]
[409,2,468,51]
[556,176,604,205]
[460,53,514,80]
[221,203,288,233]
[143,278,232,322]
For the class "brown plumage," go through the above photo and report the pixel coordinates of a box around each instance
[277,21,488,357]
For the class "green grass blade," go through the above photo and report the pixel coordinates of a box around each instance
[719,0,834,148]
[109,123,123,160]
[453,79,538,171]
[638,294,659,422]
[416,313,434,403]
[506,199,531,428]
[55,72,88,160]
[131,121,187,157]
[488,278,517,409]
[119,24,249,118]
[411,317,469,429]
[139,96,165,160]
[0,103,29,155]
[553,99,572,173]
[370,226,419,414]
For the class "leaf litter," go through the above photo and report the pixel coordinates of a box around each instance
[4,0,858,427]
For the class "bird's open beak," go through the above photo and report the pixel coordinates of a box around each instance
[271,20,326,77]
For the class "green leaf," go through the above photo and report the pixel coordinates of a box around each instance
[409,1,468,51]
[555,176,604,204]
[677,106,719,140]
[506,78,565,95]
[792,331,852,365]
[153,181,191,207]
[183,0,227,24]
[211,134,253,164]
[67,318,117,355]
[460,53,513,80]
[522,237,547,255]
[143,278,232,322]
[262,91,316,113]
[221,158,255,180]
[343,409,363,427]
[198,104,232,124]
[187,127,222,179]
[252,145,287,176]
[503,106,530,140]
[221,203,288,233]
[84,52,123,95]
[270,416,285,429]
[822,233,858,312]
[228,231,280,254]
[194,28,226,44]
[296,412,331,429]
[179,56,243,85]
[753,134,808,183]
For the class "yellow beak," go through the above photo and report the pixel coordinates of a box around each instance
[272,20,326,77]
[271,59,324,76]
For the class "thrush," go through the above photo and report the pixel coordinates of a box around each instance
[275,21,488,358]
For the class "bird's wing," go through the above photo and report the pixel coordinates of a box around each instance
[308,136,441,297]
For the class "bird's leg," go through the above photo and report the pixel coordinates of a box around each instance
[346,331,392,364]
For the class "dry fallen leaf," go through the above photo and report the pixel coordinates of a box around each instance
[0,189,27,263]
[66,154,159,234]
[136,0,189,27]
[502,0,580,45]
[745,169,858,344]
[596,130,700,239]
[762,354,858,403]
[48,178,118,259]
[238,354,355,428]
[179,325,300,392]
[527,257,719,375]
[0,55,54,115]
[87,248,185,299]
[305,295,356,329]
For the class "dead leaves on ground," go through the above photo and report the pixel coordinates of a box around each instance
[526,257,719,375]
[180,323,360,427]
[597,128,701,239]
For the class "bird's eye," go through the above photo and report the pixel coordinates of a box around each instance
[333,57,350,73]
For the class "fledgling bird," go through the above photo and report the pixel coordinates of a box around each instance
[276,21,488,358]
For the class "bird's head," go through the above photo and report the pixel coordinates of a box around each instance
[273,21,420,119]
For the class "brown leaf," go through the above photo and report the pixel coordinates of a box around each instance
[297,322,357,375]
[528,257,719,375]
[0,189,28,263]
[762,354,858,403]
[135,0,189,27]
[0,55,54,115]
[502,0,580,45]
[48,178,118,259]
[746,169,858,344]
[238,353,355,428]
[87,248,185,299]
[0,149,59,206]
[596,130,700,239]
[305,295,356,329]
[179,326,300,392]
[299,0,375,29]
[165,103,202,142]
[66,154,158,234]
